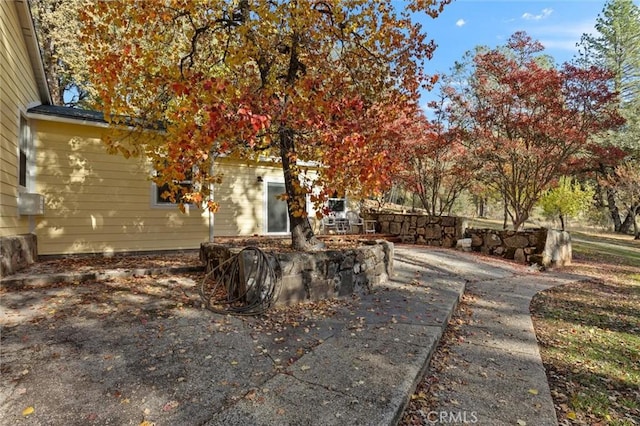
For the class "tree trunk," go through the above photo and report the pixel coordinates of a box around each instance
[512,212,528,231]
[559,214,565,231]
[619,208,636,235]
[279,127,325,251]
[503,197,509,230]
[623,204,640,240]
[606,187,623,232]
[476,196,486,218]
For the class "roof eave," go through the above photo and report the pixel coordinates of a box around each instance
[15,0,52,105]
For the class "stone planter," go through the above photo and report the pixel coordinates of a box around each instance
[1,234,38,277]
[200,240,394,306]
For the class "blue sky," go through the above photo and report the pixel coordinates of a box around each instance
[412,0,631,107]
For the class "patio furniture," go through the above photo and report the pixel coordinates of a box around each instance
[364,220,376,234]
[346,211,364,233]
[321,216,336,234]
[335,218,349,234]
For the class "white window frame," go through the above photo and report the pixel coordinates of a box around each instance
[150,169,195,209]
[263,178,290,235]
[262,178,315,235]
[18,113,31,190]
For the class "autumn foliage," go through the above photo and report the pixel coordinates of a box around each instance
[397,85,476,216]
[448,32,623,230]
[80,0,449,249]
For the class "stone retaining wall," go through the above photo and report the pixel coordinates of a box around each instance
[465,228,571,267]
[200,240,394,306]
[0,234,38,277]
[365,213,466,247]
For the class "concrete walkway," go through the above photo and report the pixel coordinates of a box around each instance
[0,246,582,425]
[425,267,584,425]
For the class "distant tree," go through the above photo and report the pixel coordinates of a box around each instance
[538,177,595,231]
[80,0,449,250]
[449,32,623,231]
[603,160,640,238]
[398,83,475,216]
[577,0,640,233]
[29,0,92,106]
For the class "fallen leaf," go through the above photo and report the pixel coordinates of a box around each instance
[567,412,577,420]
[162,400,179,411]
[22,406,34,416]
[528,388,539,395]
[140,421,154,426]
[300,365,311,371]
[517,420,526,426]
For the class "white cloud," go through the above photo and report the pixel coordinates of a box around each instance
[522,8,553,21]
[529,20,597,53]
[456,19,466,27]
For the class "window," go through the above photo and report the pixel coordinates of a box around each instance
[328,197,346,216]
[152,169,193,206]
[18,115,29,188]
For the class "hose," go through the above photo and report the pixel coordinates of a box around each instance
[199,246,282,316]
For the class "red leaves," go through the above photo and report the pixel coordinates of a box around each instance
[171,82,189,96]
[449,31,624,229]
[237,107,271,134]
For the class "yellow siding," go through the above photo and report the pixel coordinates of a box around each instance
[1,1,317,254]
[0,1,41,237]
[32,119,289,255]
[213,159,288,237]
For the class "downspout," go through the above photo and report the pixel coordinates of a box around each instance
[208,159,215,242]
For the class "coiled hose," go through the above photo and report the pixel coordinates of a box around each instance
[199,247,282,315]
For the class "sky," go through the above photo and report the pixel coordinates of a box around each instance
[412,0,628,108]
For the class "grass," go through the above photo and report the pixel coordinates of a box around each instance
[530,230,640,425]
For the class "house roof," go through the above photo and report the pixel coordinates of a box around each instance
[27,104,107,124]
[15,0,52,105]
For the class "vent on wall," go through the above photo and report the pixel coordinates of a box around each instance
[18,193,45,216]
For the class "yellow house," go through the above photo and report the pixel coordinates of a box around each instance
[0,0,315,275]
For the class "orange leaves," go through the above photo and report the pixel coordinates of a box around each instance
[81,0,453,222]
[237,107,271,134]
[171,82,189,97]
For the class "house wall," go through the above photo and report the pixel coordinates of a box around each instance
[0,1,41,238]
[31,119,290,255]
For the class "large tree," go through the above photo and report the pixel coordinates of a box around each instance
[450,32,623,230]
[577,0,640,233]
[79,0,448,250]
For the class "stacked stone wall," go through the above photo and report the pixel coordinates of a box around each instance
[366,213,466,247]
[465,228,571,267]
[200,240,393,306]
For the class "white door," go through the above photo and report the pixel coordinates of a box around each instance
[265,181,289,234]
